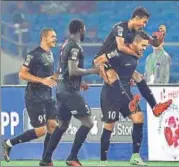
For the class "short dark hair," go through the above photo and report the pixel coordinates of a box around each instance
[69,19,84,34]
[40,28,54,41]
[134,30,150,42]
[132,7,150,19]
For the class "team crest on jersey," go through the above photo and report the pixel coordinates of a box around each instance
[47,53,54,62]
[24,54,33,66]
[71,48,79,60]
[117,26,124,37]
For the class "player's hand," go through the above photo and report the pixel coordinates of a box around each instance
[91,67,100,74]
[80,82,89,91]
[41,77,57,88]
[92,65,100,74]
[50,73,59,81]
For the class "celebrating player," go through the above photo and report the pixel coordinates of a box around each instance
[3,28,58,162]
[93,7,172,165]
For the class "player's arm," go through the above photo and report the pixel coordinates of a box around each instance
[19,54,56,87]
[68,48,98,77]
[68,60,98,77]
[50,72,60,81]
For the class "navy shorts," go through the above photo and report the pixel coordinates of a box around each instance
[100,84,141,123]
[56,91,91,121]
[25,99,56,128]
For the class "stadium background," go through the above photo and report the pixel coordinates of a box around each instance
[1,1,179,165]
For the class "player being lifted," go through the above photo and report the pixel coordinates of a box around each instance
[40,19,98,166]
[3,28,58,162]
[94,7,172,166]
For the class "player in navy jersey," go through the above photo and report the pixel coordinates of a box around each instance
[3,28,58,162]
[94,7,172,165]
[40,19,98,166]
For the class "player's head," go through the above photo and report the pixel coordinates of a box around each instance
[69,19,86,41]
[131,7,150,30]
[132,31,150,56]
[40,28,57,48]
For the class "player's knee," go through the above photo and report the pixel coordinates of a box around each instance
[47,119,57,134]
[58,120,69,131]
[130,112,144,124]
[132,71,143,83]
[35,125,47,137]
[103,122,115,131]
[93,54,108,66]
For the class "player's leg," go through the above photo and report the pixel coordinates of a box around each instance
[42,99,57,159]
[100,122,115,166]
[128,111,147,166]
[66,116,93,166]
[65,92,93,166]
[3,102,47,162]
[119,88,146,166]
[40,95,71,166]
[100,86,118,165]
[133,71,172,116]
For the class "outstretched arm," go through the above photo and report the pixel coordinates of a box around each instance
[68,59,98,77]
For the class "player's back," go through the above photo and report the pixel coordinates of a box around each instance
[96,21,136,57]
[57,38,84,92]
[24,46,54,102]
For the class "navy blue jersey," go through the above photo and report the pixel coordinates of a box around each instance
[108,52,139,87]
[57,38,84,92]
[23,46,54,102]
[96,21,137,56]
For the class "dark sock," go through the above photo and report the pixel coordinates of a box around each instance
[42,132,51,159]
[10,129,38,146]
[132,123,143,153]
[69,125,91,159]
[101,128,112,161]
[137,79,156,109]
[43,127,66,162]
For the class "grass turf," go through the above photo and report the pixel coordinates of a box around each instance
[1,160,179,166]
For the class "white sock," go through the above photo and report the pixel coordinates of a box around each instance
[6,139,13,147]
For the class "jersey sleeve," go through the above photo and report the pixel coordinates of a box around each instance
[68,47,80,61]
[112,24,125,38]
[23,53,35,69]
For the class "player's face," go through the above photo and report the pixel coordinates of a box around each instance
[45,31,57,48]
[134,39,149,56]
[134,16,149,31]
[80,25,86,42]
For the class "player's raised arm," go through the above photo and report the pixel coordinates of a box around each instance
[68,47,98,77]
